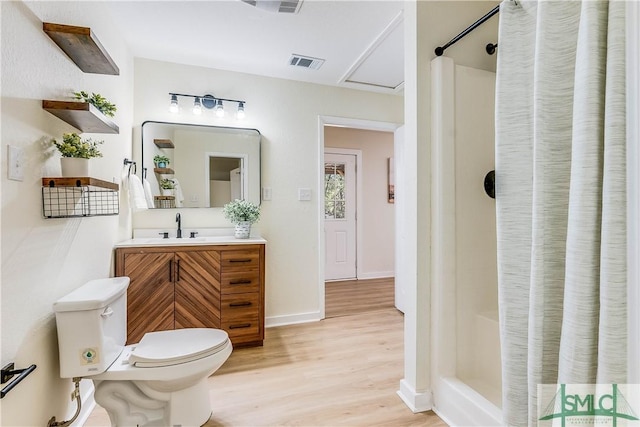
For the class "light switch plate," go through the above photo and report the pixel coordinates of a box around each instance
[298,188,312,201]
[262,187,272,201]
[7,145,24,181]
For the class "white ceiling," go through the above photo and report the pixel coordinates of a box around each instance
[104,0,405,94]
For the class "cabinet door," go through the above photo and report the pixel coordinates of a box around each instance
[122,251,175,344]
[174,250,222,329]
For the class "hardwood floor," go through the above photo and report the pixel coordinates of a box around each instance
[84,279,446,426]
[325,278,395,318]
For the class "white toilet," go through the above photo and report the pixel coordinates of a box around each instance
[53,277,232,427]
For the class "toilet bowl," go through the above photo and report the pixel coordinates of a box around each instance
[53,277,233,427]
[93,328,232,426]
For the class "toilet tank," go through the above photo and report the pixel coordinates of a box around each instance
[53,277,129,378]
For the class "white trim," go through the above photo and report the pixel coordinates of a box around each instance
[203,151,248,207]
[626,0,640,385]
[324,147,363,281]
[265,312,321,328]
[318,116,401,320]
[432,377,501,427]
[396,379,433,413]
[356,271,395,280]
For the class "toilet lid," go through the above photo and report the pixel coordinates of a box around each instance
[129,328,230,368]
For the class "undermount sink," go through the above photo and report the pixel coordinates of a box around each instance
[135,236,223,244]
[115,230,266,248]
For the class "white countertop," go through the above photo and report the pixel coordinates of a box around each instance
[115,228,266,247]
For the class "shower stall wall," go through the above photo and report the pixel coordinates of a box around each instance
[430,56,502,426]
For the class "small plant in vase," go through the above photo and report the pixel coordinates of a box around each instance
[223,199,260,239]
[52,132,103,177]
[154,155,171,169]
[159,178,175,196]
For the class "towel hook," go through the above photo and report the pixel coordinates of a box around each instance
[123,158,136,176]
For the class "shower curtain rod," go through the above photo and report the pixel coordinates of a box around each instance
[435,5,500,56]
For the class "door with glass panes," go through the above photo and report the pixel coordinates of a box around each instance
[324,152,356,280]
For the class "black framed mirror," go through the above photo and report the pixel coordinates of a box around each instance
[141,121,261,208]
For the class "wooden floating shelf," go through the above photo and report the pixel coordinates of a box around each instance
[43,100,119,134]
[154,139,175,149]
[154,167,175,175]
[43,22,119,75]
[42,177,119,191]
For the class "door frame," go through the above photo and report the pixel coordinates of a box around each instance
[324,148,362,282]
[317,115,401,319]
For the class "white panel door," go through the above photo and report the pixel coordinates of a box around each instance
[324,153,357,280]
[230,167,242,200]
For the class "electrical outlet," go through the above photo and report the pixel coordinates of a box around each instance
[7,145,24,181]
[298,188,312,201]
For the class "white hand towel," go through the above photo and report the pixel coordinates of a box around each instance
[172,178,185,208]
[143,178,155,208]
[128,174,148,211]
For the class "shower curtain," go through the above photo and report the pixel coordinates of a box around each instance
[495,1,626,425]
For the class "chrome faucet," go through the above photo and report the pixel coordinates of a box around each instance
[176,213,182,238]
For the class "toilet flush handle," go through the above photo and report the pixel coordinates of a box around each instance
[101,306,114,318]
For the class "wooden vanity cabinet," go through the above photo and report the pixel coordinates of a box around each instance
[115,244,265,347]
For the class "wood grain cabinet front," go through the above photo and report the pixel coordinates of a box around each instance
[115,244,265,347]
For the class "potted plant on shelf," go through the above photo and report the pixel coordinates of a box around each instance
[52,132,103,177]
[223,199,260,239]
[159,178,175,196]
[73,90,117,117]
[154,155,171,169]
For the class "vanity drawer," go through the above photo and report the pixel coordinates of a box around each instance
[222,314,261,343]
[220,249,260,271]
[221,293,260,318]
[221,270,260,294]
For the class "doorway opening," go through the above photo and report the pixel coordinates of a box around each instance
[318,116,400,319]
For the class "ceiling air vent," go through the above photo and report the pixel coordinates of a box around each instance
[289,54,325,70]
[240,0,303,14]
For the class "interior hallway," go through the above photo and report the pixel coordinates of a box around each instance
[86,278,446,426]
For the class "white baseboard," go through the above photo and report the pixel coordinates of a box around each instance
[265,311,321,328]
[432,377,502,427]
[397,379,433,413]
[357,272,395,280]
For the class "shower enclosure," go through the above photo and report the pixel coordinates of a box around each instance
[430,56,502,426]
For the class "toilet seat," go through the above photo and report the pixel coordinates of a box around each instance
[130,328,230,368]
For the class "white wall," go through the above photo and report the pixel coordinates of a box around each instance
[0,1,134,425]
[131,58,403,324]
[400,0,500,412]
[325,126,395,279]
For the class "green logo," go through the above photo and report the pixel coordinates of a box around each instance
[539,384,639,426]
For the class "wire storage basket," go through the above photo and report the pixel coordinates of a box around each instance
[42,177,119,218]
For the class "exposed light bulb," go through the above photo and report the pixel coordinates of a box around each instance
[215,99,225,118]
[193,97,202,115]
[236,102,245,120]
[169,94,179,113]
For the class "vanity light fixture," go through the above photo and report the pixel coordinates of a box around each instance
[169,94,179,113]
[192,97,203,115]
[214,99,225,118]
[168,92,246,119]
[237,102,245,120]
